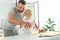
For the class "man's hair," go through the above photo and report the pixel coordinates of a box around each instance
[18,0,26,5]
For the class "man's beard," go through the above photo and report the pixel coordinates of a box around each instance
[18,10,24,13]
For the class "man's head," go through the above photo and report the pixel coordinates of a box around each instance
[16,0,26,13]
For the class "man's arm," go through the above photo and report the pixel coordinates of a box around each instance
[9,12,24,25]
[8,12,31,28]
[9,12,32,28]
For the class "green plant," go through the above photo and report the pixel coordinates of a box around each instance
[43,18,56,31]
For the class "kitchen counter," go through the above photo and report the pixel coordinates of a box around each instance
[3,33,60,40]
[3,35,60,40]
[1,28,60,40]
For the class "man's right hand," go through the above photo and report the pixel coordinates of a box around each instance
[23,22,32,29]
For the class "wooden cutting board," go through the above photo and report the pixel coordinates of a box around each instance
[38,31,60,37]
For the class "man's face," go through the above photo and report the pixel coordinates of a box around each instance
[17,3,25,13]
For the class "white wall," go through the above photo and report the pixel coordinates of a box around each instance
[39,0,60,31]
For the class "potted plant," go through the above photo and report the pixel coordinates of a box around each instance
[43,18,56,31]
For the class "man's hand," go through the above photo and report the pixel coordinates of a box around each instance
[23,22,32,29]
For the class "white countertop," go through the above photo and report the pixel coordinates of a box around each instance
[3,34,60,40]
[0,29,60,40]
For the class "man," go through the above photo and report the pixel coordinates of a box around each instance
[4,0,32,36]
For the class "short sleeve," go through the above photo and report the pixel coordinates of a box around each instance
[9,7,16,14]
